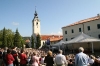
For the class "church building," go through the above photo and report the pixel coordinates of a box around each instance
[32,10,63,48]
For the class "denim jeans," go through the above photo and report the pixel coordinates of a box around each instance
[8,63,13,66]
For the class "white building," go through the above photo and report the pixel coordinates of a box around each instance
[62,14,100,50]
[62,14,100,41]
[32,10,63,48]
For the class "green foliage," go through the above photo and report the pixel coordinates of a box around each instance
[36,34,41,49]
[31,35,34,48]
[0,28,24,48]
[6,29,14,47]
[2,27,7,47]
[0,28,15,48]
[0,30,3,46]
[0,41,2,46]
[13,29,22,48]
[7,35,13,47]
[22,37,30,40]
[20,39,25,48]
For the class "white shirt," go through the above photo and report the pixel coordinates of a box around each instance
[55,54,67,65]
[75,52,89,66]
[98,58,100,60]
[40,58,44,64]
[88,58,94,64]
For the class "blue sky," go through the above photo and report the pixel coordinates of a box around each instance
[0,0,100,37]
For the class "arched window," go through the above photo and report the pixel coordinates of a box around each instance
[36,22,38,25]
[43,42,45,45]
[36,22,38,28]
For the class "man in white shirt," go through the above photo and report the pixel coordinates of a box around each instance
[88,55,94,65]
[75,47,89,66]
[55,50,68,66]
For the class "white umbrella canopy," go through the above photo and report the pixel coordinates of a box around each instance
[51,40,65,46]
[64,32,100,53]
[80,38,100,42]
[64,32,100,44]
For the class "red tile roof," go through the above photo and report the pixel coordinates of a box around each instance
[41,35,63,41]
[25,35,63,42]
[25,39,30,43]
[50,37,63,42]
[62,15,100,28]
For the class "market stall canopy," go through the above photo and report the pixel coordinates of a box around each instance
[64,32,100,44]
[51,40,65,46]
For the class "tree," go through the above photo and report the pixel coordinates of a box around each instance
[20,39,25,48]
[31,35,34,48]
[7,35,13,47]
[2,27,7,47]
[36,34,41,49]
[0,28,24,48]
[13,28,22,47]
[6,29,14,47]
[0,28,15,47]
[0,30,3,46]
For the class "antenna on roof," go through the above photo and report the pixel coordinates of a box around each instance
[35,6,36,11]
[97,14,100,17]
[97,14,100,18]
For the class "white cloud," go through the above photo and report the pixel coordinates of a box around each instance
[50,32,55,35]
[12,22,19,26]
[59,28,61,30]
[58,31,62,35]
[50,31,62,35]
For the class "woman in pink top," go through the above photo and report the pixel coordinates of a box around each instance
[31,52,39,66]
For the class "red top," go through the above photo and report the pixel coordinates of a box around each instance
[6,54,15,64]
[13,54,17,57]
[20,53,27,64]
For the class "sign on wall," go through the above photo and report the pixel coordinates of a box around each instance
[46,38,50,45]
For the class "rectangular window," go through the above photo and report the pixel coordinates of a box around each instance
[66,38,68,41]
[98,34,100,39]
[79,28,81,32]
[72,29,74,33]
[71,37,74,39]
[97,24,100,29]
[87,26,90,31]
[65,31,67,34]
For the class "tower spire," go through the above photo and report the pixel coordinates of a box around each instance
[35,6,36,12]
[34,6,38,18]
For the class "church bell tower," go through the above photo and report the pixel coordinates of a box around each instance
[32,9,41,37]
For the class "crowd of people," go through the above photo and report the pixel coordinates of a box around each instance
[0,46,100,66]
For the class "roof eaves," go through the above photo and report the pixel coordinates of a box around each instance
[62,16,100,29]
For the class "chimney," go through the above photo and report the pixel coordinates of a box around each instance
[97,14,100,18]
[97,14,100,19]
[52,35,54,38]
[59,35,60,38]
